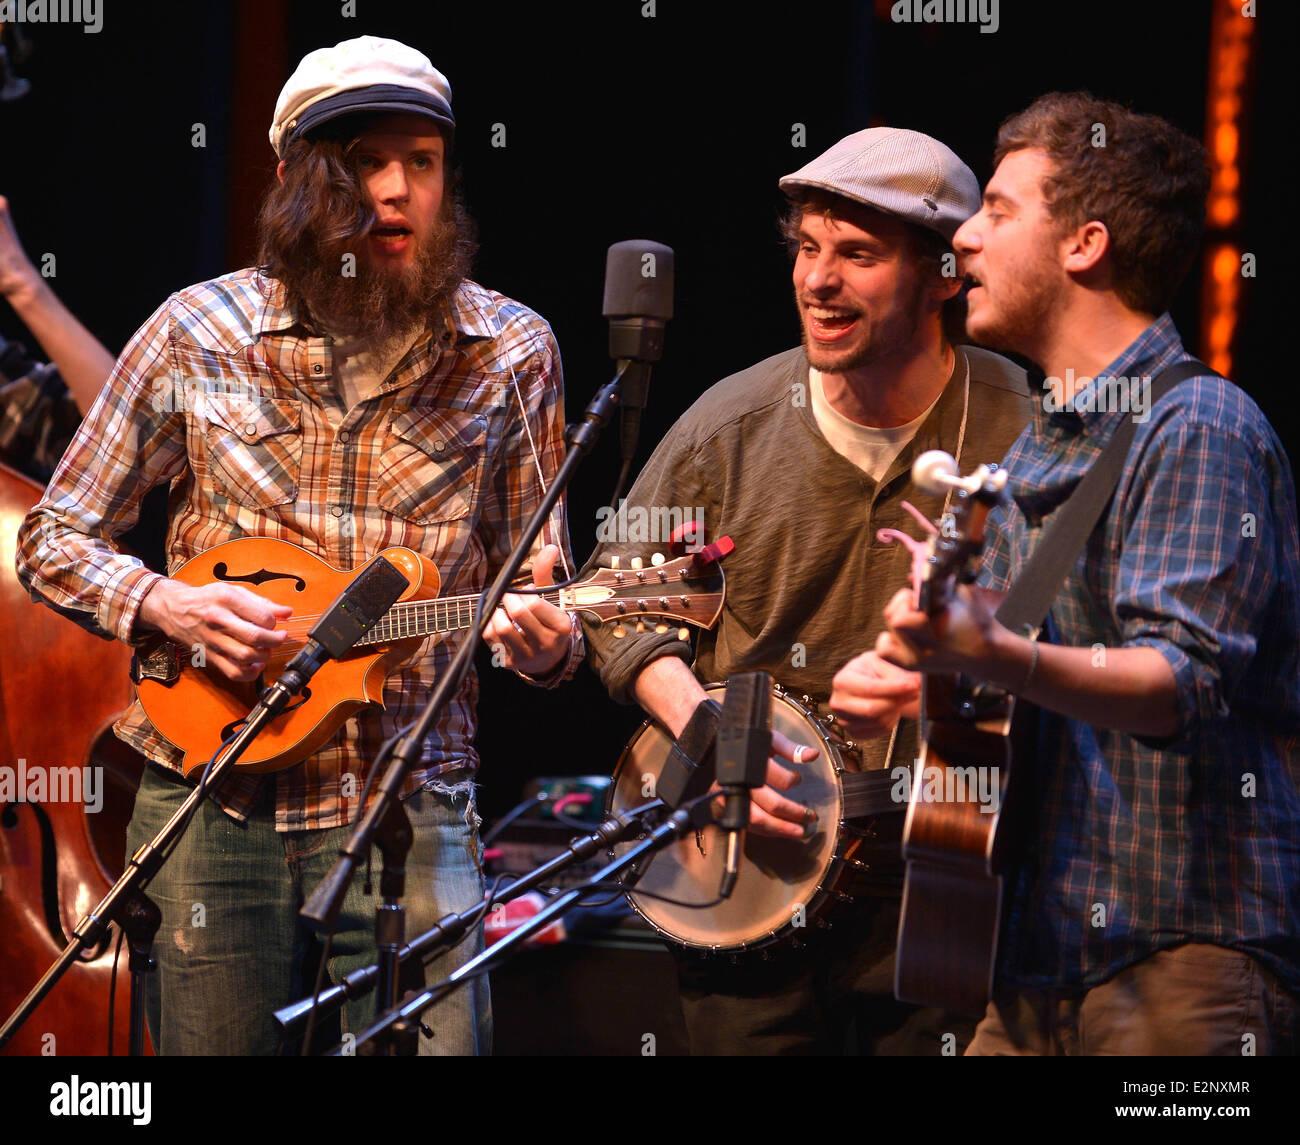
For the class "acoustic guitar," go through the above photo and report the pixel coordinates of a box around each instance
[134,535,728,779]
[888,453,1035,1018]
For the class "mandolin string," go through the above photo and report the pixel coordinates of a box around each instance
[243,590,571,646]
[231,578,696,649]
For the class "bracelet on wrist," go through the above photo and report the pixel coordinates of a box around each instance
[1016,637,1040,694]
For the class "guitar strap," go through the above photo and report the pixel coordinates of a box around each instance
[994,359,1219,635]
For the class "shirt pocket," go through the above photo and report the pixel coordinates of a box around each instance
[377,408,488,524]
[202,396,302,509]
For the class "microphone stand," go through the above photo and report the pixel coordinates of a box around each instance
[0,646,344,1052]
[275,800,664,1044]
[333,797,710,1056]
[298,361,636,1050]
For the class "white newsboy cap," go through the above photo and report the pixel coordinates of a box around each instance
[269,35,454,158]
[780,127,980,242]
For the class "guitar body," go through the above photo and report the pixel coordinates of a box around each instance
[135,538,435,779]
[877,456,1036,1018]
[895,673,1035,1017]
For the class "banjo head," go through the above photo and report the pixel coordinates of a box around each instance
[610,683,845,950]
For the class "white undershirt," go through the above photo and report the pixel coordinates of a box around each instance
[329,329,421,421]
[809,367,938,482]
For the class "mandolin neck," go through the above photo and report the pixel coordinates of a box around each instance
[354,591,561,646]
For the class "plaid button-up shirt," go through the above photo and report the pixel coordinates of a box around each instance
[16,268,583,831]
[979,314,1300,993]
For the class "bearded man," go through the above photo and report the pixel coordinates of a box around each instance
[16,36,582,1056]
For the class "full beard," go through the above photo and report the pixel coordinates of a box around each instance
[285,205,472,346]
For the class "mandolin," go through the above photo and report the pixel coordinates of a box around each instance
[134,535,729,779]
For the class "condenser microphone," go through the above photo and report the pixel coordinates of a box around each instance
[601,240,673,461]
[267,556,410,707]
[715,671,772,899]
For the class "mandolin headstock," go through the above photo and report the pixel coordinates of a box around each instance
[563,548,728,637]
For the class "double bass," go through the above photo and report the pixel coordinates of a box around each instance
[0,459,151,1055]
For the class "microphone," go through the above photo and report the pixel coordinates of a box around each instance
[260,556,411,716]
[601,240,673,462]
[714,671,771,898]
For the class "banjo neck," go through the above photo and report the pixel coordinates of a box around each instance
[840,769,908,820]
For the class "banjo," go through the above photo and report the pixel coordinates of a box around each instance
[608,681,908,951]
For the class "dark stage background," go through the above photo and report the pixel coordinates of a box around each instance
[2,0,1292,822]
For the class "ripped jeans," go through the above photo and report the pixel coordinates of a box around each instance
[126,765,491,1056]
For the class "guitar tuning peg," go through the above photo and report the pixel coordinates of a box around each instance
[651,552,666,566]
[634,620,646,634]
[613,624,626,638]
[630,557,644,570]
[608,555,620,569]
[654,623,669,634]
[677,628,689,642]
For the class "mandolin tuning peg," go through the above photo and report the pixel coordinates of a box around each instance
[634,620,646,633]
[630,556,644,570]
[609,555,620,569]
[677,628,689,642]
[651,552,666,566]
[655,622,669,634]
[613,624,626,638]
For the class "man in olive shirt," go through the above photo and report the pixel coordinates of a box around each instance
[584,128,1030,1054]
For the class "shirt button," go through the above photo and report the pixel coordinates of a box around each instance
[313,364,323,374]
[433,439,447,453]
[339,430,349,443]
[331,506,343,518]
[244,423,257,436]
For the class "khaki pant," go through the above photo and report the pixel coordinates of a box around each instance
[968,944,1298,1056]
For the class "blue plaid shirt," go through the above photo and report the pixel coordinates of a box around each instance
[979,314,1300,993]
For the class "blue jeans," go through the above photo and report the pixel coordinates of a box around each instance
[126,766,491,1055]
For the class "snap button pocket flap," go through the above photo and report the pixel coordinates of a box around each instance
[378,408,488,525]
[203,397,303,509]
[202,395,301,441]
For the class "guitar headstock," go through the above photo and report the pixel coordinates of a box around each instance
[914,451,1008,613]
[564,550,727,638]
[876,452,1008,616]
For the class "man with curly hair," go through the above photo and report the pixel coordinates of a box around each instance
[837,92,1300,1055]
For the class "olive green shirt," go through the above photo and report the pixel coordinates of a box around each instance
[585,343,1031,773]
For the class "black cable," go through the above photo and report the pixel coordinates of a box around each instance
[480,794,547,846]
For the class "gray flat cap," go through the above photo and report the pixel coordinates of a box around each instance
[780,127,980,242]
